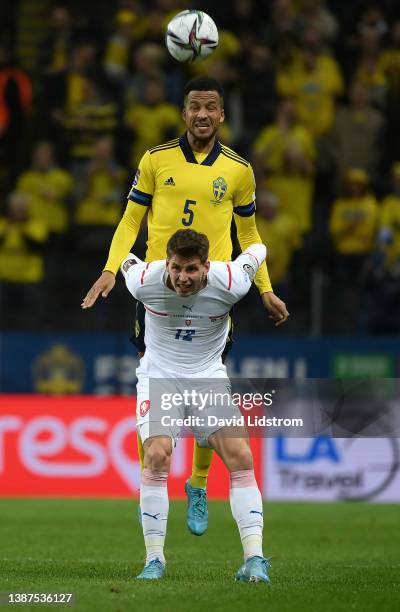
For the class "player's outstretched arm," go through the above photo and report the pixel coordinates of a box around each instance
[81,271,115,309]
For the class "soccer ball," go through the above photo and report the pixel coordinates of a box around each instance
[165,10,218,63]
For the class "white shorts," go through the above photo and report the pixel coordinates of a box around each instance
[136,355,241,447]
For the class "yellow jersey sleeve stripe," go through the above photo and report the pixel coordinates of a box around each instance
[221,150,249,167]
[149,143,180,155]
[149,139,180,153]
[149,137,180,148]
[129,187,152,206]
[234,202,256,217]
[220,146,249,166]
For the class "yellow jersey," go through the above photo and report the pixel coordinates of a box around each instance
[329,194,379,255]
[277,54,344,135]
[17,167,73,234]
[104,134,272,293]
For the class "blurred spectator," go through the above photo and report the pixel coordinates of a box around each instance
[262,0,296,64]
[16,141,73,236]
[378,20,400,163]
[253,98,316,233]
[222,0,268,48]
[329,168,379,282]
[358,249,400,335]
[123,43,167,106]
[0,42,32,187]
[103,9,137,84]
[239,43,277,139]
[378,19,400,96]
[62,77,118,170]
[378,162,400,267]
[194,29,241,74]
[139,8,169,45]
[295,0,338,48]
[255,189,301,293]
[329,81,384,187]
[0,192,48,329]
[43,40,104,138]
[327,168,379,332]
[75,136,126,227]
[276,28,344,136]
[352,27,387,110]
[39,5,75,77]
[124,76,181,168]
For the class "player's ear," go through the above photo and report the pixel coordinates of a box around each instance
[204,260,210,273]
[219,107,225,124]
[182,106,186,122]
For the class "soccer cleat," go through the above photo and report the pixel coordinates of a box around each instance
[136,559,165,580]
[235,556,271,584]
[184,480,208,536]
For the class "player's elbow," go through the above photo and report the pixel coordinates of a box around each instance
[250,243,267,263]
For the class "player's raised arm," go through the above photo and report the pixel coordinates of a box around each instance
[81,152,155,309]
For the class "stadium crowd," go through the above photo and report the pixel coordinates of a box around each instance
[1,0,400,335]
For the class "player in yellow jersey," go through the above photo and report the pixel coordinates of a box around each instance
[82,76,289,535]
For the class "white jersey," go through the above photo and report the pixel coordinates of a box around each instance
[121,243,266,375]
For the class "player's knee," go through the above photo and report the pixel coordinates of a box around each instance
[229,446,253,472]
[144,439,172,471]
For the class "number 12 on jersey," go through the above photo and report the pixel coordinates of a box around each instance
[182,199,196,226]
[175,328,196,341]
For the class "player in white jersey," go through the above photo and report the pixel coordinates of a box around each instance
[121,229,271,583]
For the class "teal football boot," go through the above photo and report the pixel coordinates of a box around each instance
[184,480,208,536]
[235,556,271,584]
[136,559,165,580]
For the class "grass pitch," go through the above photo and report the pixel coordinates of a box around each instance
[0,499,399,612]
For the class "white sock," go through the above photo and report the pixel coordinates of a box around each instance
[229,469,264,561]
[140,469,169,565]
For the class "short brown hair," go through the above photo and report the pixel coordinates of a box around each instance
[166,229,209,264]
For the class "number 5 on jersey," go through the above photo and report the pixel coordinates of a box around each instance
[182,199,196,226]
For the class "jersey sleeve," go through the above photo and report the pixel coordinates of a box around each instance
[103,200,147,274]
[234,213,273,293]
[230,243,267,300]
[103,151,155,274]
[127,150,155,207]
[120,253,146,299]
[232,163,256,217]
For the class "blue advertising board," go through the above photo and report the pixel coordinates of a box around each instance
[0,333,399,394]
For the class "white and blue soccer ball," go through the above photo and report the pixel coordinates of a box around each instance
[165,10,218,63]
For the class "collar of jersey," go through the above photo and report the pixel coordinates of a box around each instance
[179,133,221,166]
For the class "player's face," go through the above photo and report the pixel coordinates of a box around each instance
[167,254,210,296]
[183,91,224,142]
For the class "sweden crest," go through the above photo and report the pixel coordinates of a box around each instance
[212,176,228,203]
